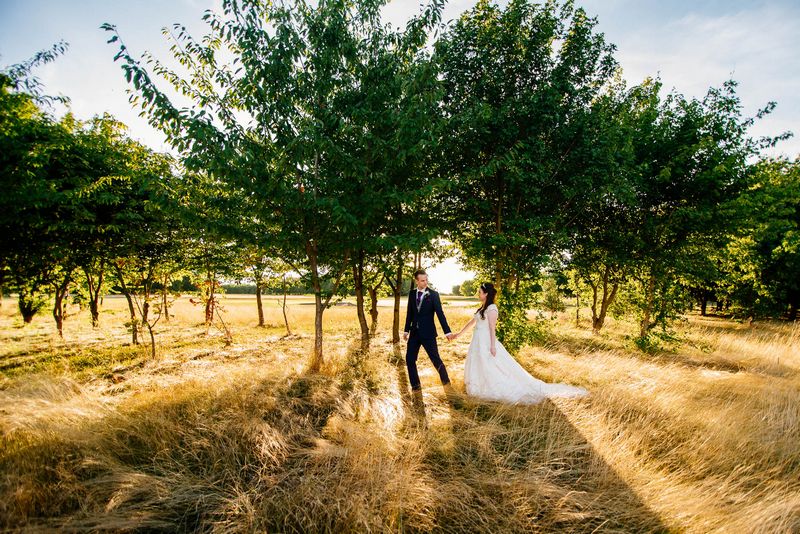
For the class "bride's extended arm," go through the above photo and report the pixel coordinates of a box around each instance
[487,307,498,356]
[453,317,476,339]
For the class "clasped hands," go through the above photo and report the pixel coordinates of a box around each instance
[402,332,458,342]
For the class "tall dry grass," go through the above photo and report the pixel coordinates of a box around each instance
[0,294,798,532]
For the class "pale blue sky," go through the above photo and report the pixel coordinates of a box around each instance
[1,0,797,157]
[1,0,798,288]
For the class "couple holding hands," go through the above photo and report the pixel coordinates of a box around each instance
[403,270,586,404]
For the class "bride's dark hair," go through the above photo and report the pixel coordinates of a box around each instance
[477,282,497,319]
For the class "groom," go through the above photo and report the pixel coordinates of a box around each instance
[403,269,453,391]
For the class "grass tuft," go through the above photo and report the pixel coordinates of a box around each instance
[1,296,798,532]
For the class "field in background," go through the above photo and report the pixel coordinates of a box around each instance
[1,294,798,532]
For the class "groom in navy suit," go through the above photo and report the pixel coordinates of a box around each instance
[403,269,452,391]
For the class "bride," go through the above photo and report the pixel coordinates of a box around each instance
[452,282,588,404]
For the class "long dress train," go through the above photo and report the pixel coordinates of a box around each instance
[464,304,588,404]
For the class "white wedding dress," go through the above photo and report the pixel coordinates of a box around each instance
[464,304,588,404]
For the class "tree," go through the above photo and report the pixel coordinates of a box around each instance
[567,78,642,332]
[719,158,800,320]
[436,0,616,351]
[460,279,477,297]
[0,51,70,327]
[622,80,767,338]
[1,82,129,335]
[108,146,186,351]
[104,0,445,368]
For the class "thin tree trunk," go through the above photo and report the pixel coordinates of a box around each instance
[123,290,138,345]
[700,295,708,316]
[640,272,657,338]
[84,265,104,328]
[307,239,323,370]
[574,272,580,327]
[596,282,618,331]
[204,273,215,328]
[162,273,170,323]
[256,279,265,327]
[495,197,503,292]
[146,322,156,358]
[591,266,618,332]
[312,291,324,370]
[114,265,138,345]
[52,273,71,338]
[411,251,422,288]
[141,300,157,359]
[280,275,291,336]
[353,251,369,341]
[53,295,65,338]
[368,286,379,336]
[389,253,403,344]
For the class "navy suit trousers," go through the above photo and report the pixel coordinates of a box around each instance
[406,331,450,390]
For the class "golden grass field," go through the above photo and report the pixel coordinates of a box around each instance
[1,293,798,532]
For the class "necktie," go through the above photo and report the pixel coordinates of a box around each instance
[416,291,422,306]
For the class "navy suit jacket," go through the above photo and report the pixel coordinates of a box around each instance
[404,289,451,339]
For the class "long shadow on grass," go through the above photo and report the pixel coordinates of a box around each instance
[391,365,671,532]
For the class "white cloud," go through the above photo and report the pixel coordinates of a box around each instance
[606,3,800,157]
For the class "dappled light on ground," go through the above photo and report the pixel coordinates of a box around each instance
[1,295,798,532]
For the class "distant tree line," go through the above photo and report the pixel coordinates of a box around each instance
[2,0,796,366]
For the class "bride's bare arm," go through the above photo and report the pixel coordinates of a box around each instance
[487,307,498,356]
[454,317,476,338]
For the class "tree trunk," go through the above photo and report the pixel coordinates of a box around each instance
[410,251,422,288]
[312,292,324,371]
[591,266,618,333]
[700,295,708,316]
[353,251,369,341]
[494,197,503,292]
[596,282,618,332]
[161,273,170,323]
[308,240,325,371]
[280,275,291,336]
[788,298,798,321]
[146,322,157,358]
[123,290,138,345]
[142,300,157,358]
[53,297,64,338]
[52,273,71,338]
[368,286,379,335]
[84,265,104,328]
[389,253,403,344]
[256,279,265,327]
[640,272,657,338]
[114,266,139,345]
[204,273,215,328]
[574,272,580,327]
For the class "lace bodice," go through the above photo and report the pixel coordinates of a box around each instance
[474,304,498,331]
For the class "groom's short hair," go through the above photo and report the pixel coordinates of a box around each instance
[413,269,427,280]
